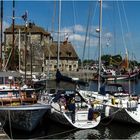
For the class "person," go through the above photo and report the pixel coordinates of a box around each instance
[68,97,75,123]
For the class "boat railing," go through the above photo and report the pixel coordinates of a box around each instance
[0,92,37,106]
[38,93,50,104]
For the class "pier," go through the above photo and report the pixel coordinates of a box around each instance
[48,69,97,80]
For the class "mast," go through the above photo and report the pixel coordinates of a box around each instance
[57,0,61,70]
[98,0,102,92]
[25,15,28,84]
[11,0,15,70]
[22,11,28,84]
[0,0,3,70]
[30,31,32,80]
[18,29,21,71]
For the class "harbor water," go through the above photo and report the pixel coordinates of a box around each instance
[3,79,140,139]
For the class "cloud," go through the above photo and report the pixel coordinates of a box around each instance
[74,25,86,33]
[0,21,10,31]
[3,21,10,29]
[69,34,85,42]
[52,24,114,60]
[102,3,110,9]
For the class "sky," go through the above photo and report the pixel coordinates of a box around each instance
[1,0,140,62]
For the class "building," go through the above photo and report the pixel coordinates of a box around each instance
[4,24,79,73]
[45,40,79,72]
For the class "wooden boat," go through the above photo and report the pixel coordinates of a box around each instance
[0,86,50,132]
[100,69,140,81]
[49,89,101,129]
[100,52,140,81]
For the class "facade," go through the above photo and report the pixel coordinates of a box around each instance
[4,24,79,73]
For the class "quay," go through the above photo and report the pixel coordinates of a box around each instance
[48,69,97,80]
[0,128,10,139]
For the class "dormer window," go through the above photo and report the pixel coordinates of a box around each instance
[66,52,71,57]
[56,52,61,56]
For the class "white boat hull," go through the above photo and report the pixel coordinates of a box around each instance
[103,104,140,125]
[49,102,101,129]
[78,89,140,125]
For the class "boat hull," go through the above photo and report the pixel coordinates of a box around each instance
[48,109,71,126]
[103,105,140,125]
[0,104,50,131]
[101,72,139,81]
[48,107,101,129]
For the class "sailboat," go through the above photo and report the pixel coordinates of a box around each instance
[78,0,140,125]
[100,51,140,81]
[0,2,51,132]
[0,85,50,131]
[48,0,101,129]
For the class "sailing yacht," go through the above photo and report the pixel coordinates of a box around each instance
[48,0,101,129]
[0,2,51,132]
[78,0,140,125]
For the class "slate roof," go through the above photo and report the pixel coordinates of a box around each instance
[4,24,50,36]
[45,41,78,60]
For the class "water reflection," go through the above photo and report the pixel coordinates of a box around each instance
[4,113,140,139]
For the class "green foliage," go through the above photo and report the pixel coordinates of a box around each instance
[80,54,139,68]
[82,59,95,66]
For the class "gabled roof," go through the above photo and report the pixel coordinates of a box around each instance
[4,24,50,36]
[45,41,78,59]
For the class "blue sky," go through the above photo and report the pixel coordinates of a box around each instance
[2,1,140,62]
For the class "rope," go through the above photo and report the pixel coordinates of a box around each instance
[0,111,8,129]
[117,1,127,56]
[100,106,124,126]
[32,127,77,139]
[8,110,13,139]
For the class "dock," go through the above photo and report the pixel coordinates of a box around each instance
[0,128,10,139]
[48,69,97,80]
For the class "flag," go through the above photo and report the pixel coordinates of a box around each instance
[21,11,28,21]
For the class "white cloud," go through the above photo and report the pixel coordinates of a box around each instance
[3,21,10,29]
[0,21,10,31]
[69,34,85,42]
[102,3,110,9]
[52,24,114,58]
[74,25,85,33]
